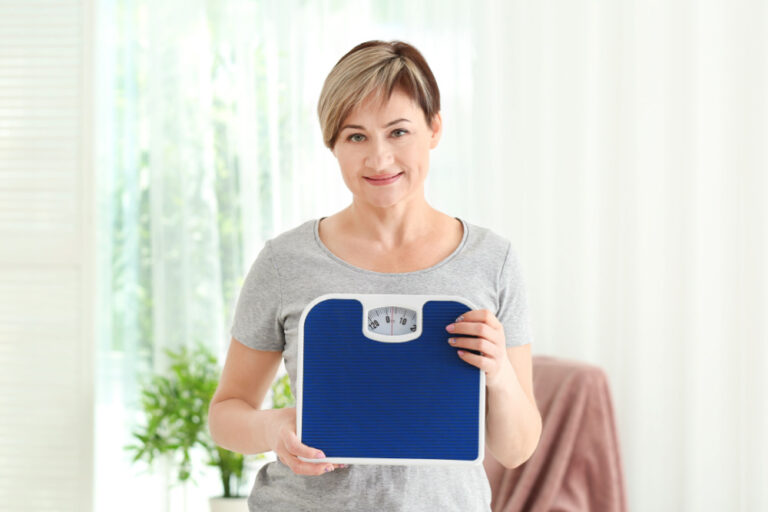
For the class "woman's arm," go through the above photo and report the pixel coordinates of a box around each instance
[208,337,341,474]
[484,344,542,468]
[208,338,281,454]
[446,310,542,468]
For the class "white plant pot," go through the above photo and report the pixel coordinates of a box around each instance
[209,496,248,512]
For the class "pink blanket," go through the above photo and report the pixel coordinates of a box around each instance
[483,356,628,511]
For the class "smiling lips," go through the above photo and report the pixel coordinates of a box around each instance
[365,172,404,185]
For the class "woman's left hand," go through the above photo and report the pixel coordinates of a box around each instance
[446,309,514,389]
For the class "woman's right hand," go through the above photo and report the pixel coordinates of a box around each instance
[269,407,345,475]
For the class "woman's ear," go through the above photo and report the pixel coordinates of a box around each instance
[429,112,442,149]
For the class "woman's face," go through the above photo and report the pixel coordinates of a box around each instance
[331,87,442,210]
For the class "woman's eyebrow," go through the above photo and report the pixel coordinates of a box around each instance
[340,118,411,131]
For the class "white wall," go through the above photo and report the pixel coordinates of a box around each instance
[0,0,95,511]
[456,1,767,510]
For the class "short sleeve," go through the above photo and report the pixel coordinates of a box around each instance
[230,240,285,351]
[496,241,534,347]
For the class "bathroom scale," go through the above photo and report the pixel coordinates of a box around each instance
[296,293,485,466]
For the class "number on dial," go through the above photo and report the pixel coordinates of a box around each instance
[367,306,417,335]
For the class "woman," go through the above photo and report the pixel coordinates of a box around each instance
[208,40,542,511]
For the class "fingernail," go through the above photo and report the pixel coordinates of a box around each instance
[456,315,464,322]
[325,465,334,472]
[448,338,456,344]
[315,451,325,458]
[446,324,455,332]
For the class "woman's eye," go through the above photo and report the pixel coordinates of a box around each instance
[347,129,407,142]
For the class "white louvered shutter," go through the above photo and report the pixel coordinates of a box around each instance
[0,1,94,511]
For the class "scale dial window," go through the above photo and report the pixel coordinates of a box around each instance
[367,306,418,336]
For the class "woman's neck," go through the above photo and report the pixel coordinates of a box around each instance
[338,200,444,250]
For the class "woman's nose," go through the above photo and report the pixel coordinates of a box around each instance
[364,139,394,170]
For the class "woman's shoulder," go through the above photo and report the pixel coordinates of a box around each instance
[264,217,319,256]
[461,218,513,258]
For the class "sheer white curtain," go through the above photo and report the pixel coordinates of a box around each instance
[94,0,766,511]
[484,2,766,510]
[93,1,476,510]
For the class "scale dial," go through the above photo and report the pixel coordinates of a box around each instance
[367,306,418,336]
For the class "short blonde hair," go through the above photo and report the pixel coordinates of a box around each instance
[317,40,441,150]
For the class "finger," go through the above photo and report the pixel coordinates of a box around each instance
[453,309,503,330]
[447,321,495,340]
[285,430,325,460]
[279,451,335,475]
[457,349,494,372]
[448,336,497,356]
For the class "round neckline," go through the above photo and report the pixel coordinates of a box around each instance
[313,216,469,277]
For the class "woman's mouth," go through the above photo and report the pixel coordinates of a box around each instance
[364,172,404,186]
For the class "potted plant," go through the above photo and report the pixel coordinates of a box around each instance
[124,343,286,512]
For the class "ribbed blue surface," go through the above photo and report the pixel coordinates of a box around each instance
[300,298,481,461]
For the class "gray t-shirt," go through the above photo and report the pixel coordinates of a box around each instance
[230,216,534,512]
